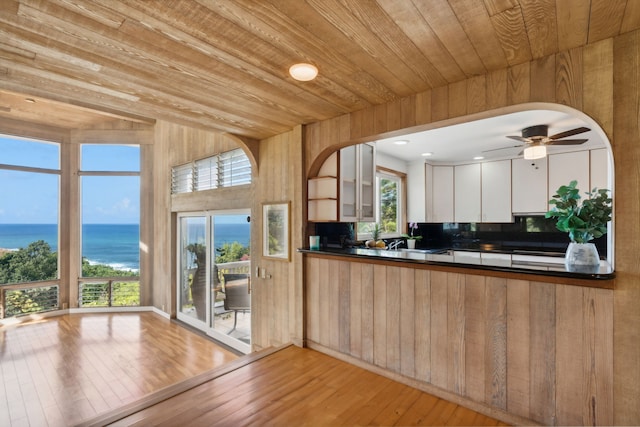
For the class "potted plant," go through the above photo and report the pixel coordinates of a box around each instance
[401,222,422,249]
[545,180,612,273]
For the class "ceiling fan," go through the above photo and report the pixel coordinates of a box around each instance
[484,124,590,159]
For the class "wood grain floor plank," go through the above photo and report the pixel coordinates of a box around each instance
[0,313,238,426]
[2,313,509,426]
[113,345,509,426]
[393,392,441,425]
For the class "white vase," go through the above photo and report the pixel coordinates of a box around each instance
[406,239,416,249]
[565,242,600,273]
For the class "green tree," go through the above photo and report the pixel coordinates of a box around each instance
[82,258,139,277]
[215,242,250,263]
[0,240,57,284]
[380,178,398,233]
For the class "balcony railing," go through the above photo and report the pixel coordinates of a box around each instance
[0,281,59,319]
[215,260,251,277]
[79,278,140,307]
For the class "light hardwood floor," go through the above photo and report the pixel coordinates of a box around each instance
[0,312,238,427]
[1,312,508,426]
[107,344,510,427]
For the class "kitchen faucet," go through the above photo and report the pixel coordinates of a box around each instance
[388,239,403,250]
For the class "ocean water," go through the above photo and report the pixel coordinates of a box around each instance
[0,223,251,271]
[0,224,140,271]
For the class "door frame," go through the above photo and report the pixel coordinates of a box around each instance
[176,209,251,354]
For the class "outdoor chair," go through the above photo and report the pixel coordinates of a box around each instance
[221,273,251,334]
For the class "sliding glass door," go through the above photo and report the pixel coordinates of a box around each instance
[177,210,251,353]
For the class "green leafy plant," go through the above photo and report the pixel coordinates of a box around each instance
[545,180,612,243]
[369,223,381,241]
[401,222,422,241]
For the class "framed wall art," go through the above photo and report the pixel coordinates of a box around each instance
[262,201,290,260]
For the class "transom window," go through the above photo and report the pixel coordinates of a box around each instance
[172,148,251,194]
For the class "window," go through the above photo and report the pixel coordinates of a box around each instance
[0,136,60,285]
[172,148,251,194]
[80,145,140,281]
[358,169,404,239]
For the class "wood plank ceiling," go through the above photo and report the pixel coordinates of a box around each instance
[0,0,638,140]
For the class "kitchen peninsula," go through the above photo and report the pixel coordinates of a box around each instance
[301,239,614,425]
[299,246,614,287]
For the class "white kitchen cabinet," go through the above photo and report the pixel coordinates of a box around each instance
[512,157,548,214]
[407,161,426,222]
[428,165,454,222]
[548,150,590,204]
[590,148,609,191]
[340,143,375,222]
[451,160,511,223]
[481,160,512,222]
[454,163,481,222]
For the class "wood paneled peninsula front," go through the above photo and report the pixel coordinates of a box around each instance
[300,247,614,288]
[301,248,614,425]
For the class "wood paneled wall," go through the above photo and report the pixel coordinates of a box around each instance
[151,120,257,315]
[251,125,305,350]
[302,31,640,424]
[305,256,613,425]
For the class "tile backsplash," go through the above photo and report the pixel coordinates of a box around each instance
[314,216,607,256]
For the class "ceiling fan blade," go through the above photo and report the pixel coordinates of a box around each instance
[482,144,523,153]
[548,126,590,140]
[546,139,588,146]
[507,135,529,143]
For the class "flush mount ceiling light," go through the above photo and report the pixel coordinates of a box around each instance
[289,63,318,81]
[421,152,433,157]
[473,156,485,160]
[393,140,409,145]
[523,145,547,159]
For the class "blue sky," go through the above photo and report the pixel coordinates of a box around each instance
[0,136,140,224]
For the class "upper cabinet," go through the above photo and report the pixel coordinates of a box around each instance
[340,143,375,222]
[407,161,426,222]
[419,149,602,221]
[481,160,512,222]
[427,165,454,222]
[454,163,481,222]
[512,157,548,214]
[308,144,376,223]
[509,149,604,216]
[590,148,608,191]
[548,151,590,205]
[431,160,511,223]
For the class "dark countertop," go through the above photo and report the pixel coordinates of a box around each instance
[298,246,615,282]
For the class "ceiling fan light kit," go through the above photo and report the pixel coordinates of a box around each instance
[504,124,591,159]
[523,145,547,159]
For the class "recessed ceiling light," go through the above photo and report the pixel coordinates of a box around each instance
[473,156,485,160]
[289,63,318,81]
[421,152,433,157]
[393,140,409,145]
[25,98,36,103]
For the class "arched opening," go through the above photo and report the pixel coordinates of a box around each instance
[307,102,614,267]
